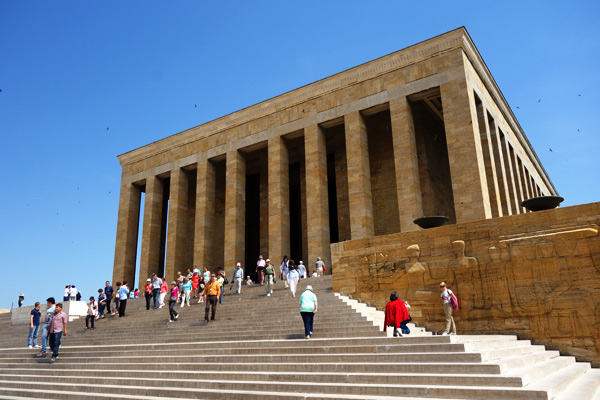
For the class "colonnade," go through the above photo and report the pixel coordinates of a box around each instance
[113,77,552,290]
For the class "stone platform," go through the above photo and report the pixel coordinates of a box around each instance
[0,275,598,399]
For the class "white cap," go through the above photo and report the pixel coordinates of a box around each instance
[236,262,241,267]
[146,278,151,282]
[266,259,270,262]
[299,261,303,264]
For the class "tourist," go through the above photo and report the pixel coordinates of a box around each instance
[48,303,68,362]
[299,285,318,339]
[280,255,289,288]
[144,279,153,310]
[288,260,300,297]
[69,285,77,301]
[383,292,410,337]
[151,274,162,309]
[186,268,193,280]
[232,263,243,294]
[134,288,139,298]
[264,259,274,296]
[315,257,325,277]
[76,291,82,301]
[85,296,97,329]
[168,281,179,322]
[245,276,253,285]
[256,255,266,285]
[298,261,306,279]
[63,286,70,302]
[176,271,184,297]
[37,297,55,357]
[192,271,200,298]
[197,274,205,303]
[112,282,121,315]
[104,281,114,315]
[27,301,41,348]
[159,277,168,308]
[181,277,192,307]
[97,289,106,319]
[117,281,129,317]
[193,265,200,274]
[203,266,210,284]
[203,273,221,323]
[440,282,457,336]
[216,272,225,304]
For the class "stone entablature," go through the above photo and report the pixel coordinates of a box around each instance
[331,202,600,366]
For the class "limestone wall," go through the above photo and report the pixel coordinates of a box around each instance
[331,202,600,366]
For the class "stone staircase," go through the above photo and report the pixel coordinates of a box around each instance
[0,275,598,400]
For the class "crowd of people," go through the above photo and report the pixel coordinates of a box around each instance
[25,255,328,361]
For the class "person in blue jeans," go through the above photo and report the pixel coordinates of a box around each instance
[27,302,41,348]
[299,285,318,339]
[48,303,68,362]
[151,274,162,309]
[37,297,55,357]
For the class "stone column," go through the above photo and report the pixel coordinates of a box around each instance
[389,97,423,232]
[194,159,215,269]
[500,133,521,214]
[511,149,526,213]
[441,78,492,222]
[139,176,163,289]
[304,125,331,271]
[224,150,246,275]
[268,136,290,267]
[490,122,512,215]
[477,105,502,218]
[112,181,141,286]
[344,111,374,239]
[165,168,189,282]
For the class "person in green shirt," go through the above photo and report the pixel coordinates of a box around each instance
[264,259,275,296]
[299,285,318,338]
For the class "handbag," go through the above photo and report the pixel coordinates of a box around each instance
[450,293,459,310]
[223,278,229,285]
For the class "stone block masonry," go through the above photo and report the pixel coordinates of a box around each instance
[332,202,600,367]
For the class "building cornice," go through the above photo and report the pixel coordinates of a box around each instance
[118,28,467,166]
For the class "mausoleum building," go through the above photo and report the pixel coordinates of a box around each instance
[113,27,556,290]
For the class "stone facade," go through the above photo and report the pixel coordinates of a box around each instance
[113,28,556,298]
[331,202,600,366]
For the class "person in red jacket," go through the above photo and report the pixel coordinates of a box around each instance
[383,292,410,337]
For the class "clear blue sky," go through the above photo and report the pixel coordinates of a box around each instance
[1,1,598,310]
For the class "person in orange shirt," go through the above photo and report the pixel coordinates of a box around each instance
[203,273,221,323]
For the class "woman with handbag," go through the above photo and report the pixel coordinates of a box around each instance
[440,282,457,336]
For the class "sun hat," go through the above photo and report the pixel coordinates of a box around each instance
[305,285,313,292]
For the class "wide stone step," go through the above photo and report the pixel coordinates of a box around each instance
[0,378,552,399]
[0,361,504,374]
[0,368,530,387]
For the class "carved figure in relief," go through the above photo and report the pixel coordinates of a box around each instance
[533,242,561,297]
[403,244,437,322]
[359,253,402,293]
[504,244,537,316]
[449,240,484,311]
[544,257,595,338]
[483,246,510,312]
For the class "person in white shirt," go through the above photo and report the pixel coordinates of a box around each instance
[69,285,77,301]
[232,263,244,294]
